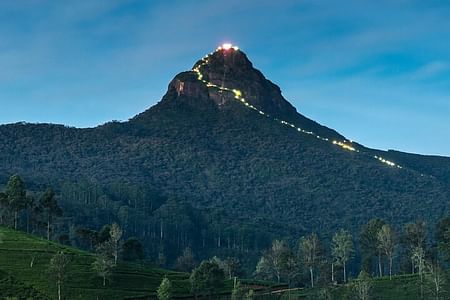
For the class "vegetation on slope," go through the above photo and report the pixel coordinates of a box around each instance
[0,226,192,300]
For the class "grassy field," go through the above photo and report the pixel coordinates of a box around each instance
[0,226,195,300]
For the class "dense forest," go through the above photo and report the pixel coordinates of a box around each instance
[4,174,450,300]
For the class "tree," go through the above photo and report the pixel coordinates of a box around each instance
[360,218,385,276]
[39,187,62,240]
[424,261,447,300]
[231,280,246,300]
[92,253,114,286]
[377,224,396,279]
[0,191,8,225]
[299,233,321,288]
[122,237,144,261]
[331,229,354,283]
[190,259,225,299]
[48,251,70,300]
[25,194,35,233]
[435,217,450,263]
[404,220,426,273]
[5,175,27,230]
[284,254,301,289]
[353,271,372,300]
[210,256,241,280]
[109,223,123,266]
[223,257,241,279]
[412,246,426,299]
[175,247,196,272]
[157,276,172,300]
[95,240,114,259]
[255,240,290,283]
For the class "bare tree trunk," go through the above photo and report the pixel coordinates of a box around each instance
[310,267,314,288]
[26,211,30,233]
[331,262,335,283]
[103,275,106,286]
[14,211,18,230]
[58,281,61,300]
[378,255,383,277]
[47,216,51,240]
[343,262,347,283]
[389,256,393,279]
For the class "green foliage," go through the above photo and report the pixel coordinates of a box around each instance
[377,224,396,279]
[0,86,449,274]
[157,276,172,300]
[299,233,322,287]
[255,240,292,283]
[92,254,114,286]
[360,218,385,275]
[122,237,144,261]
[436,217,450,263]
[174,247,196,272]
[0,226,193,299]
[231,280,246,300]
[190,259,225,297]
[48,251,70,300]
[352,271,372,300]
[332,229,354,283]
[5,175,27,229]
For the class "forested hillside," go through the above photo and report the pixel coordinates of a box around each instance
[0,46,449,272]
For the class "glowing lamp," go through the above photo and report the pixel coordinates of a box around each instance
[222,43,232,50]
[217,43,239,51]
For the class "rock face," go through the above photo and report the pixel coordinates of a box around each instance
[159,47,345,141]
[172,47,298,118]
[194,48,298,118]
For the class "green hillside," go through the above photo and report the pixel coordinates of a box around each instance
[0,226,193,300]
[281,273,450,300]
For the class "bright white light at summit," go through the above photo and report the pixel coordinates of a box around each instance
[217,43,239,51]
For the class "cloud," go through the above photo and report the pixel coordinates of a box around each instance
[409,61,450,80]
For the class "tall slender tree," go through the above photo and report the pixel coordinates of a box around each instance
[0,191,8,225]
[331,229,354,283]
[299,233,321,288]
[404,220,426,273]
[5,175,27,230]
[255,240,290,283]
[92,253,114,286]
[109,223,123,265]
[377,224,396,279]
[39,187,62,240]
[360,218,385,276]
[49,251,70,300]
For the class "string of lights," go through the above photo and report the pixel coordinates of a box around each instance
[192,44,402,169]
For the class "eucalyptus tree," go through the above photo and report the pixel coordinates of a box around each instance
[299,233,321,288]
[331,229,354,283]
[377,224,396,279]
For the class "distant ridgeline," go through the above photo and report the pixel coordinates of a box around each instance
[0,44,450,273]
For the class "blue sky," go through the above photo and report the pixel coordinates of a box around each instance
[1,1,450,156]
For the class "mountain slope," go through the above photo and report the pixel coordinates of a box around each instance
[0,45,449,267]
[0,226,192,299]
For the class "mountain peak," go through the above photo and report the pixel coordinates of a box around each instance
[147,44,350,144]
[167,44,299,120]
